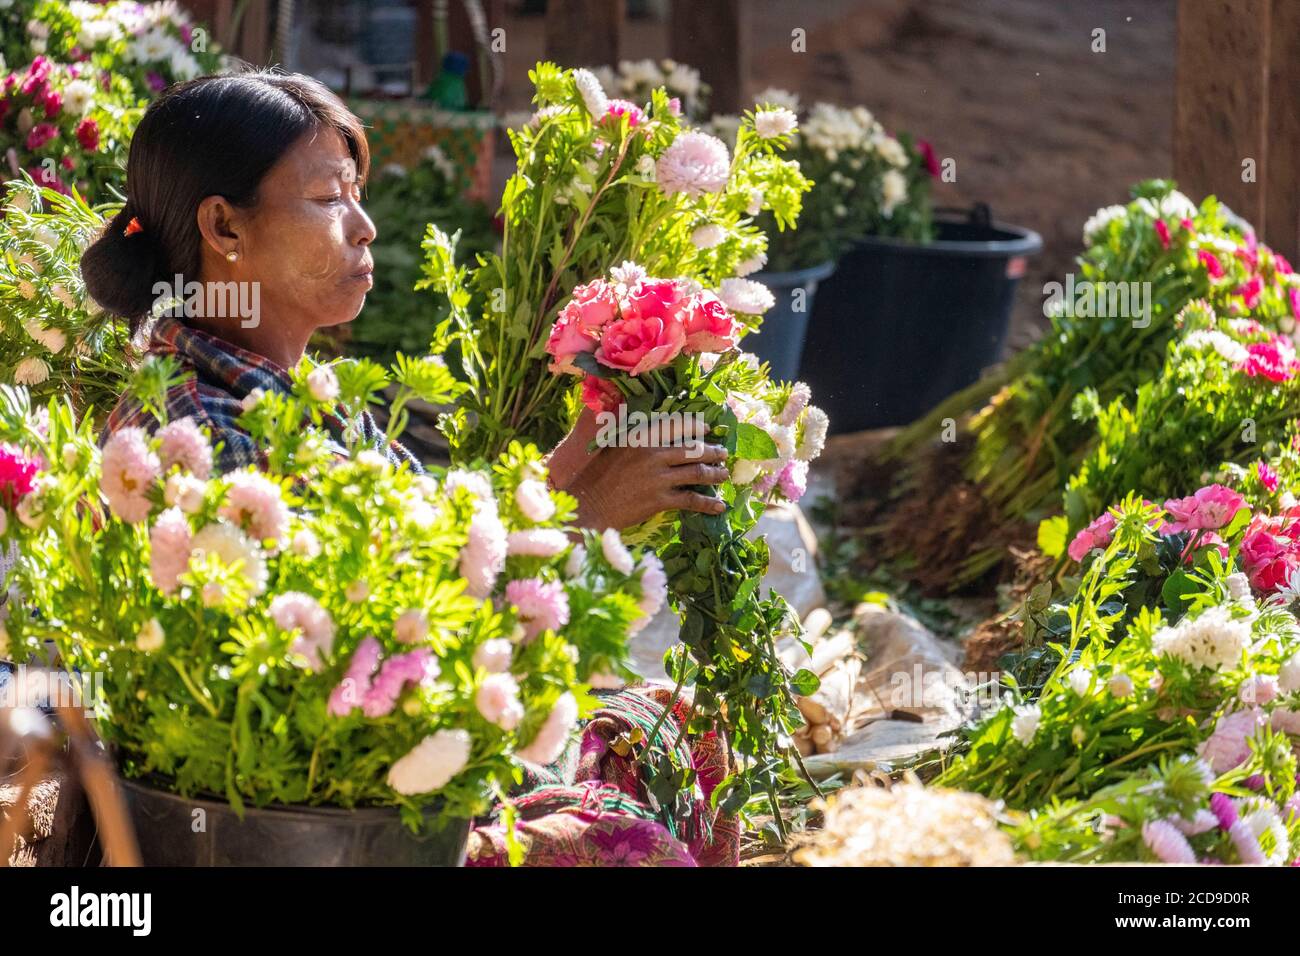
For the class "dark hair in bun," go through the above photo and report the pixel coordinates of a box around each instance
[81,68,370,331]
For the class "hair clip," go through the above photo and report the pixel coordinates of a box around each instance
[124,216,143,237]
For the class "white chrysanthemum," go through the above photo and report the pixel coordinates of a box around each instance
[1067,667,1094,695]
[571,68,609,121]
[387,729,472,795]
[875,134,909,167]
[664,62,701,97]
[61,78,96,116]
[796,406,829,462]
[601,528,635,575]
[754,107,798,140]
[24,321,66,354]
[1011,703,1040,744]
[1183,329,1248,364]
[735,251,767,277]
[881,169,908,217]
[691,224,726,249]
[753,87,801,114]
[135,617,165,653]
[1224,572,1253,602]
[1151,605,1252,670]
[718,277,775,316]
[1082,204,1129,245]
[1278,653,1300,693]
[189,521,268,596]
[13,357,50,386]
[1108,671,1134,698]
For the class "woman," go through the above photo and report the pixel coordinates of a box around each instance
[82,70,738,866]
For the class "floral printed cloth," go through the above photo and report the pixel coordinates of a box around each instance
[466,686,740,867]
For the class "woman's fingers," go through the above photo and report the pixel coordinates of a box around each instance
[668,462,730,487]
[658,442,728,467]
[669,490,728,515]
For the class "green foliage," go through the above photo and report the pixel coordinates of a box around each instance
[346,152,497,365]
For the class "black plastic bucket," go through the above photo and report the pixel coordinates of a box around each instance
[746,260,836,382]
[799,207,1042,433]
[119,776,471,866]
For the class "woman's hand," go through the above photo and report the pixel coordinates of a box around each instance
[546,408,729,530]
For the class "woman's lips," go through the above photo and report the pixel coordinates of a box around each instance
[348,264,374,288]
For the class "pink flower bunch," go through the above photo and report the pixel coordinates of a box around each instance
[0,443,40,509]
[1197,708,1265,774]
[1238,336,1300,382]
[327,636,382,717]
[460,504,508,599]
[545,271,740,401]
[475,672,524,730]
[329,638,440,719]
[1257,460,1280,493]
[505,577,571,641]
[361,647,439,718]
[1161,484,1248,534]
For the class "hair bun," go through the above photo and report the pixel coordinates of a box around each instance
[80,206,166,321]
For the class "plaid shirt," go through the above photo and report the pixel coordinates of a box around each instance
[104,317,421,475]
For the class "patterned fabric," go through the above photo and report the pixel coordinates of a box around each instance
[466,687,741,867]
[347,100,495,201]
[103,317,422,474]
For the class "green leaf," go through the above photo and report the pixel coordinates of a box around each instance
[1037,515,1070,559]
[734,421,778,461]
[790,668,820,696]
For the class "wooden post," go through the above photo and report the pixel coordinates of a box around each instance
[1265,0,1300,262]
[669,0,748,114]
[1174,0,1300,261]
[545,0,622,68]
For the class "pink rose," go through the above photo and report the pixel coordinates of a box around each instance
[1162,484,1248,533]
[1239,515,1300,592]
[545,312,598,375]
[679,292,738,352]
[596,314,686,375]
[621,278,686,323]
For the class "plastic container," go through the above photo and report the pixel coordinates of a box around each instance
[119,776,471,867]
[799,206,1042,433]
[746,260,836,382]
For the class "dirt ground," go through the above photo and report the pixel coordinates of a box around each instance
[491,0,1176,351]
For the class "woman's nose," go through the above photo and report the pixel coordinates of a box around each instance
[352,203,377,247]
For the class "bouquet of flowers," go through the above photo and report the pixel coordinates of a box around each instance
[1040,300,1300,551]
[940,495,1300,864]
[421,61,810,462]
[737,91,935,272]
[541,262,829,813]
[0,353,662,828]
[1,55,142,199]
[0,176,132,413]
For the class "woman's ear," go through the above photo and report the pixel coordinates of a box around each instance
[196,195,243,261]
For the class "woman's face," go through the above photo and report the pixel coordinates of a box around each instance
[236,127,376,329]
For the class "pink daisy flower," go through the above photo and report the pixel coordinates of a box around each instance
[505,577,571,641]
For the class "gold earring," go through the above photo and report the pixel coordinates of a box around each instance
[226,250,238,263]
